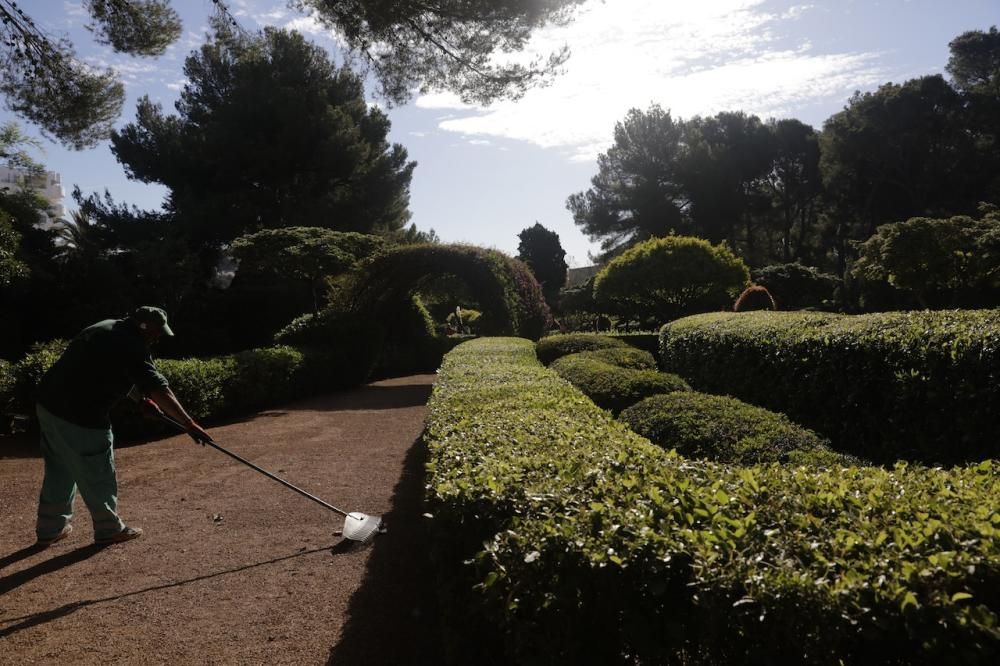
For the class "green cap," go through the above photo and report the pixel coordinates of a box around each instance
[133,306,174,337]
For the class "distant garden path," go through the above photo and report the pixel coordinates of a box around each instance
[0,374,443,666]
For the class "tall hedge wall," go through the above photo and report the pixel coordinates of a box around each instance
[425,337,999,665]
[659,310,1000,463]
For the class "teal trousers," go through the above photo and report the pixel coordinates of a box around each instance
[35,403,126,541]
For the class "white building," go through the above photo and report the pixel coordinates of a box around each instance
[0,166,67,230]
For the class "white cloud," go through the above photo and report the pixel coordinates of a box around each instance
[418,0,888,161]
[285,16,326,36]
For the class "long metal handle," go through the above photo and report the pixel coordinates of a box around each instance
[159,413,350,518]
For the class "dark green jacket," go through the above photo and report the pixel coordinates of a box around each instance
[37,319,169,429]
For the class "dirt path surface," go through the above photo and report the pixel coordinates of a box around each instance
[0,374,444,666]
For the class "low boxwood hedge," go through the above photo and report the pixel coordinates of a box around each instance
[569,347,657,370]
[608,331,660,356]
[425,337,999,665]
[659,310,1000,463]
[535,333,629,365]
[549,353,690,414]
[620,391,860,466]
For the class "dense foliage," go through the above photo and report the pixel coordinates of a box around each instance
[593,236,750,322]
[620,391,858,466]
[426,337,1000,665]
[751,262,840,309]
[852,209,1000,308]
[659,310,1000,463]
[231,226,385,314]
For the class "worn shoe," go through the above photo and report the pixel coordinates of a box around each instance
[36,524,73,547]
[95,526,143,545]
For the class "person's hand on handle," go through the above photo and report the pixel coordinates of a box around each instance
[185,420,213,445]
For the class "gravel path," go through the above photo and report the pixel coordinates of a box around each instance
[0,374,443,665]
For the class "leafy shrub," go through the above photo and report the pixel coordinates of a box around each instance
[549,353,690,414]
[535,333,628,365]
[7,339,69,415]
[571,347,656,370]
[593,236,750,323]
[752,262,841,309]
[852,210,1000,309]
[425,337,1000,665]
[620,391,859,466]
[733,284,776,311]
[659,310,1000,463]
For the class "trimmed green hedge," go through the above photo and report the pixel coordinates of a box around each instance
[535,333,629,365]
[569,347,657,370]
[607,331,660,356]
[620,391,860,466]
[425,337,1000,665]
[659,310,1000,463]
[549,353,690,414]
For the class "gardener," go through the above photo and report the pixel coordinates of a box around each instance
[33,306,212,547]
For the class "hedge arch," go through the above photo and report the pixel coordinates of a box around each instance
[349,244,552,340]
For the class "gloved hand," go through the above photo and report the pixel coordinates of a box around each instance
[185,420,213,445]
[139,397,164,420]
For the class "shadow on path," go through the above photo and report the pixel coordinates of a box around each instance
[0,543,46,571]
[0,544,107,595]
[327,436,444,666]
[0,545,335,639]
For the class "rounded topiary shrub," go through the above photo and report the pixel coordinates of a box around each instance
[620,391,859,466]
[550,354,690,414]
[535,333,629,365]
[571,347,657,370]
[593,235,750,323]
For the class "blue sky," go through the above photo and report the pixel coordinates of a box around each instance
[3,0,997,266]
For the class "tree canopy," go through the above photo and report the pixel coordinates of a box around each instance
[516,222,567,309]
[566,105,690,260]
[852,208,1000,308]
[294,0,586,105]
[1,0,585,147]
[110,26,416,248]
[0,0,189,149]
